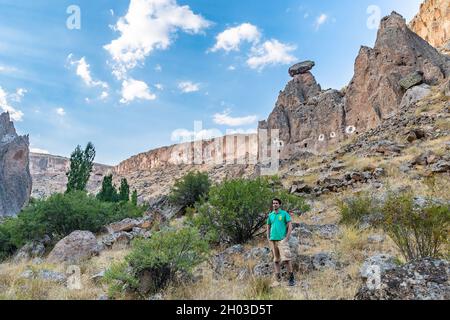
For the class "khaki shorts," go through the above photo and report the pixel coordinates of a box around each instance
[270,239,292,263]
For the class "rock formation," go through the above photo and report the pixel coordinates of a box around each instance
[410,0,450,49]
[259,12,450,160]
[30,152,112,199]
[356,258,449,300]
[0,112,32,217]
[115,134,257,174]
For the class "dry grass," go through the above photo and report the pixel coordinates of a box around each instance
[0,248,130,300]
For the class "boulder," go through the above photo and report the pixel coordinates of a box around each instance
[288,61,315,77]
[47,231,101,264]
[105,218,142,234]
[399,71,424,90]
[400,84,431,109]
[360,254,397,279]
[356,258,449,300]
[20,269,67,284]
[13,241,46,263]
[311,252,338,270]
[431,160,450,173]
[0,112,32,217]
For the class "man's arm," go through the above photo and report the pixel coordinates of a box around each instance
[285,221,292,240]
[267,224,271,241]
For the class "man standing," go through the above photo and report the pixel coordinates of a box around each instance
[267,198,295,286]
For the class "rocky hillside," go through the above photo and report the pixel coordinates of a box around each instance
[0,6,449,300]
[259,12,449,161]
[0,112,32,217]
[30,153,112,199]
[410,0,450,50]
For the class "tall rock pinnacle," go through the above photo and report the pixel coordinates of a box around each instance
[0,112,32,218]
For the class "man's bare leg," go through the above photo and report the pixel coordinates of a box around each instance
[274,261,281,274]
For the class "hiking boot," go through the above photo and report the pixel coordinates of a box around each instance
[288,274,296,287]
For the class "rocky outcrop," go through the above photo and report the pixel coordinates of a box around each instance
[0,112,32,217]
[259,12,450,161]
[356,258,450,300]
[30,153,112,199]
[345,12,449,131]
[409,0,450,49]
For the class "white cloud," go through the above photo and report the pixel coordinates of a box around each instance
[55,108,66,116]
[100,91,109,100]
[120,78,156,103]
[0,86,24,121]
[213,109,258,127]
[154,83,164,90]
[228,65,236,71]
[155,64,162,72]
[11,88,27,102]
[30,148,49,154]
[178,81,200,93]
[226,128,257,135]
[171,128,222,142]
[67,55,109,89]
[104,0,211,79]
[315,14,328,30]
[210,23,261,52]
[247,39,297,70]
[0,65,17,74]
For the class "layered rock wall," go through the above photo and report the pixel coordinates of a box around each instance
[410,0,450,49]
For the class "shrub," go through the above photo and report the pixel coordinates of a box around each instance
[338,192,381,226]
[169,171,211,212]
[0,191,146,258]
[0,219,19,261]
[195,177,310,245]
[380,192,449,261]
[104,227,209,298]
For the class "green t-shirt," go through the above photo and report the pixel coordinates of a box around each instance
[267,210,292,241]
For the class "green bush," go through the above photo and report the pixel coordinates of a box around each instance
[0,219,19,261]
[338,192,381,226]
[381,192,450,261]
[0,191,146,260]
[104,227,209,298]
[169,171,211,212]
[194,177,310,245]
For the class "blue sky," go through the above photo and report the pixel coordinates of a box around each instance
[0,0,423,165]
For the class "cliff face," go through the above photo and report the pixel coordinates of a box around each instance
[410,0,450,50]
[30,153,112,199]
[260,12,450,160]
[30,134,258,202]
[0,112,32,217]
[114,134,258,203]
[115,134,257,174]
